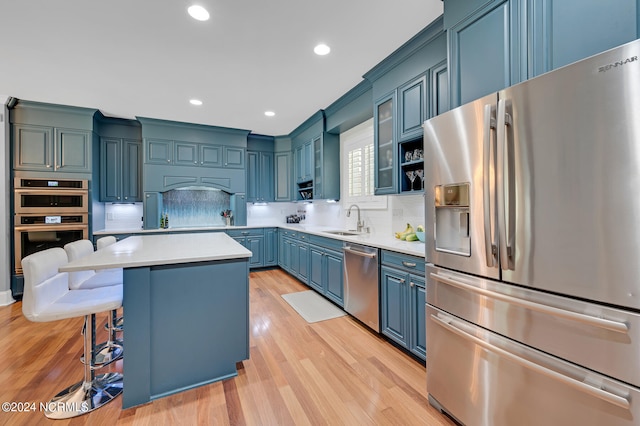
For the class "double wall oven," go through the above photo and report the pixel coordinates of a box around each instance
[13,177,89,279]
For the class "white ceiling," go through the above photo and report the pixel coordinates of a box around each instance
[0,1,443,136]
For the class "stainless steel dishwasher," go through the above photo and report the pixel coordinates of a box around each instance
[343,243,380,332]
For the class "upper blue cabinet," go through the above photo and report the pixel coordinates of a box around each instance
[138,117,249,194]
[10,101,95,178]
[445,0,640,108]
[529,0,640,77]
[446,0,526,108]
[365,17,447,195]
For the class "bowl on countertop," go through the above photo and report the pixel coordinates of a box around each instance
[416,231,425,242]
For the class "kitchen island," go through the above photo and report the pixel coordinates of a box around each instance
[59,233,252,409]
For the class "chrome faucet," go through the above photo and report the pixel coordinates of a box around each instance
[347,204,365,232]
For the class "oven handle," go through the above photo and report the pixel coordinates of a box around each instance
[15,224,89,232]
[431,312,631,410]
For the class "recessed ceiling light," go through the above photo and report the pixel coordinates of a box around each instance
[314,43,331,56]
[188,5,210,21]
[264,111,275,117]
[190,99,203,106]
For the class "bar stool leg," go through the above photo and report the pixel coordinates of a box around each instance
[81,313,123,368]
[44,316,123,419]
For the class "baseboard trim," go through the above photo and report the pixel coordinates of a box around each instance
[0,290,16,306]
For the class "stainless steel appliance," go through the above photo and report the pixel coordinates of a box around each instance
[14,177,89,214]
[423,39,640,426]
[343,243,380,332]
[12,177,89,294]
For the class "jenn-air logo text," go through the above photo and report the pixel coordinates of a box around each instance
[598,56,638,72]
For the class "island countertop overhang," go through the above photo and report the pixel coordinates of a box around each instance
[59,233,252,272]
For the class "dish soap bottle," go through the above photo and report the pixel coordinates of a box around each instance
[160,213,165,229]
[164,212,169,229]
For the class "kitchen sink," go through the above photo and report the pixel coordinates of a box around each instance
[324,230,360,236]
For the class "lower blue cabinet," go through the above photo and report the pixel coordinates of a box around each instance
[227,229,264,268]
[308,244,344,307]
[380,251,426,361]
[263,228,278,266]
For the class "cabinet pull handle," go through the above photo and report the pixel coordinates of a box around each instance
[241,231,249,235]
[402,261,417,268]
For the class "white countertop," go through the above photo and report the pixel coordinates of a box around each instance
[277,224,426,258]
[94,224,426,258]
[60,233,252,272]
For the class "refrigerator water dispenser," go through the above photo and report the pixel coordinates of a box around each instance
[434,183,471,256]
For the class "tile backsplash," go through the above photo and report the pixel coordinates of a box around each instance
[162,188,230,228]
[104,192,425,236]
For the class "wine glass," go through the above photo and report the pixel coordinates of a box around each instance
[415,169,424,190]
[405,170,416,191]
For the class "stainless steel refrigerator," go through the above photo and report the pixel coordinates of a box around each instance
[423,38,640,426]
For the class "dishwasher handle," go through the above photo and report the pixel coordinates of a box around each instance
[344,246,377,259]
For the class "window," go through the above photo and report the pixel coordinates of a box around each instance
[341,119,387,208]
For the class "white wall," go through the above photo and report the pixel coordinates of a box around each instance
[1,96,15,305]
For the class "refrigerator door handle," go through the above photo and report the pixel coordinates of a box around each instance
[483,104,498,267]
[430,312,631,410]
[430,271,629,334]
[497,99,515,270]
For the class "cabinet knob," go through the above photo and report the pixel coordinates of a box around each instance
[225,163,228,166]
[124,197,128,200]
[200,162,203,165]
[400,278,405,284]
[167,159,171,163]
[410,281,415,287]
[194,161,197,164]
[46,164,51,168]
[117,197,121,200]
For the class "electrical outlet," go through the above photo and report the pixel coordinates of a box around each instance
[107,213,114,220]
[392,209,403,218]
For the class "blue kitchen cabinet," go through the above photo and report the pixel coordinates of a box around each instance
[174,141,199,166]
[247,150,274,203]
[308,235,345,307]
[309,245,325,293]
[264,228,278,266]
[325,249,344,306]
[430,60,449,116]
[409,275,426,360]
[374,92,397,195]
[224,146,245,169]
[227,229,264,268]
[100,137,142,202]
[13,124,91,173]
[200,144,222,167]
[294,141,313,184]
[278,230,291,271]
[145,138,173,165]
[230,193,247,226]
[297,235,310,283]
[143,192,162,229]
[398,74,427,142]
[274,151,292,202]
[381,266,409,347]
[447,0,525,108]
[529,0,640,76]
[311,132,340,201]
[380,250,426,361]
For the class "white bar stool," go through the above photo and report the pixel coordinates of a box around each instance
[64,240,123,367]
[21,247,123,419]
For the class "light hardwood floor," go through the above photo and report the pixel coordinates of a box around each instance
[0,268,455,425]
